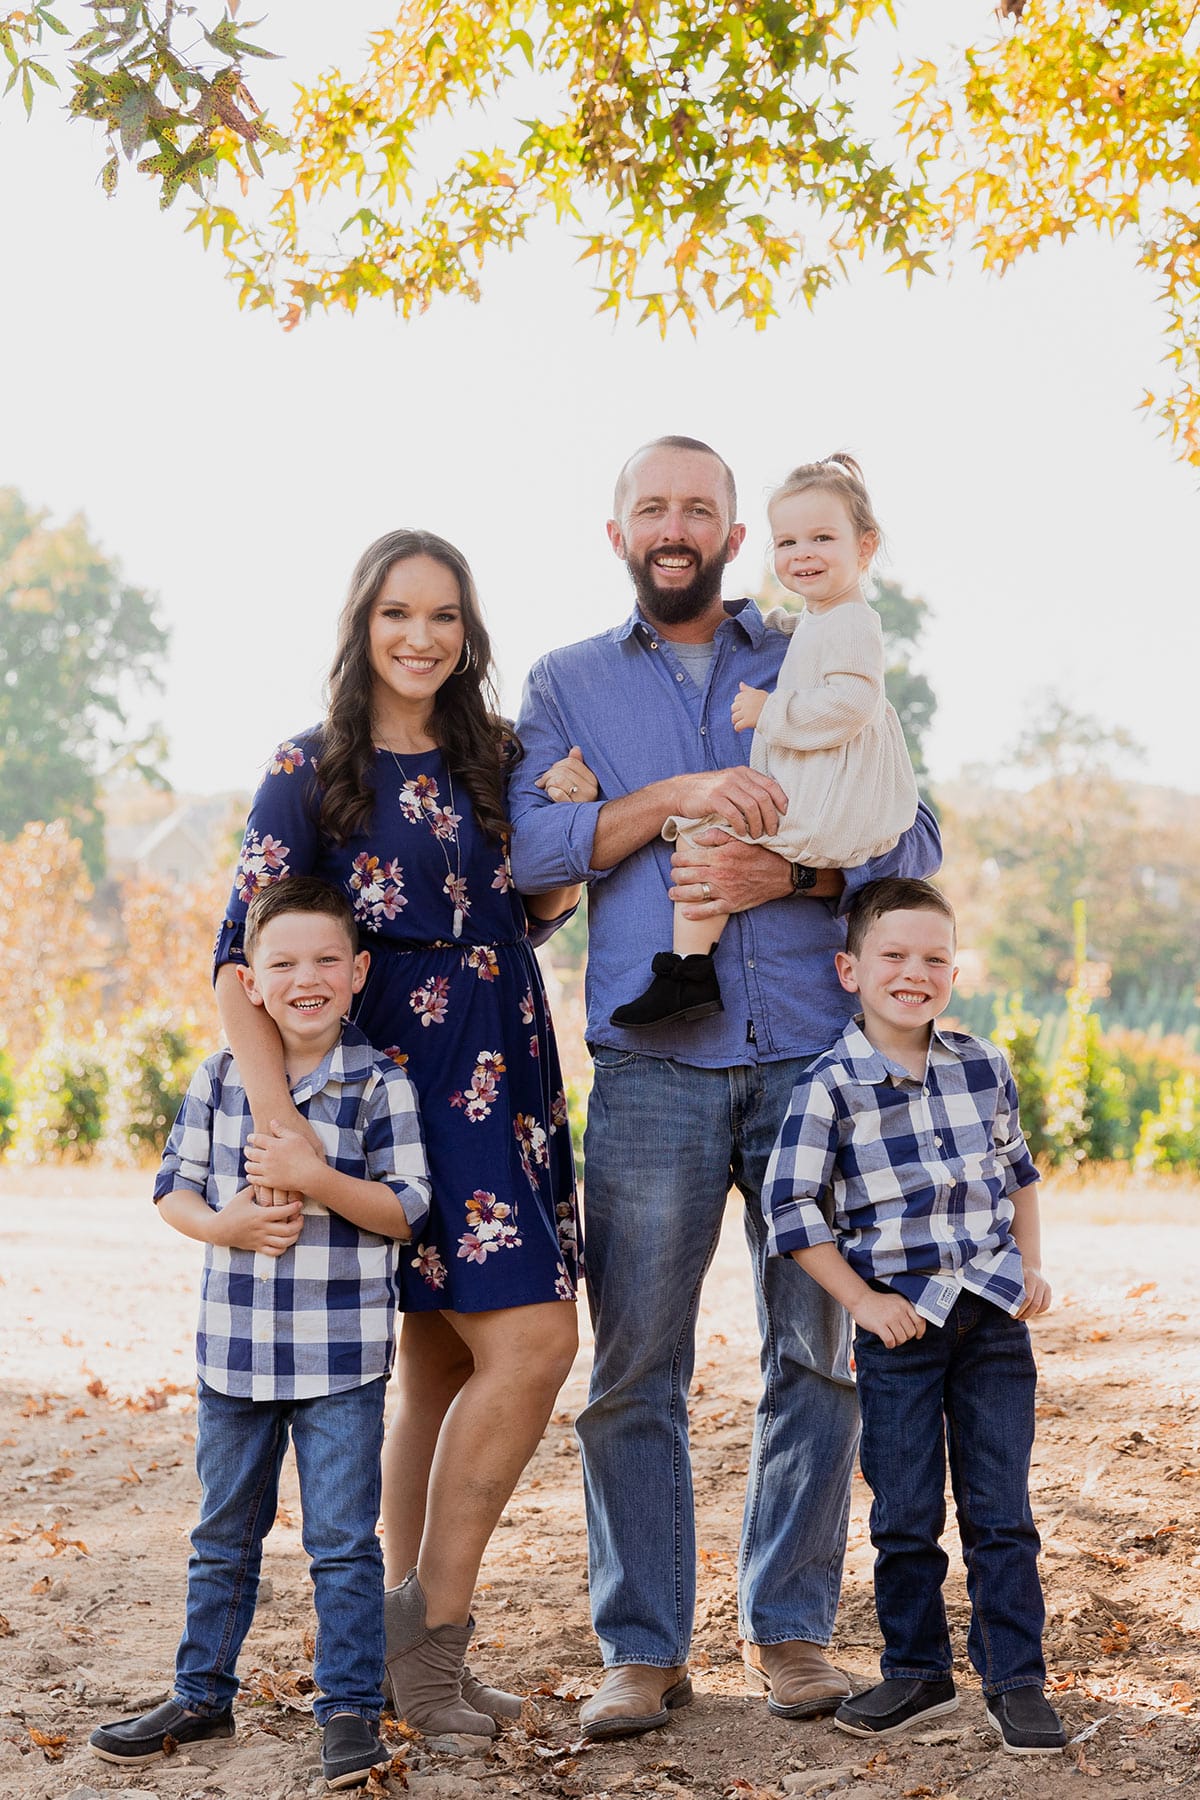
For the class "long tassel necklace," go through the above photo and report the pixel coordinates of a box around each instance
[387,749,466,938]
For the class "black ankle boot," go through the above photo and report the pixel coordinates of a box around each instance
[610,951,723,1029]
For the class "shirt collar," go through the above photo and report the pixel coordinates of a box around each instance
[835,1017,962,1087]
[290,1019,376,1103]
[614,596,767,647]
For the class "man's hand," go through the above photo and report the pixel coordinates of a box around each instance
[216,1185,304,1256]
[246,1121,323,1197]
[731,683,768,733]
[1016,1270,1053,1319]
[852,1289,927,1348]
[670,830,793,917]
[535,745,600,805]
[672,766,787,840]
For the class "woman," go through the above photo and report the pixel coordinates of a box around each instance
[214,530,586,1735]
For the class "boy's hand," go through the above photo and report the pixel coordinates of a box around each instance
[731,683,768,733]
[245,1121,321,1196]
[217,1185,303,1256]
[852,1289,927,1348]
[1016,1269,1053,1318]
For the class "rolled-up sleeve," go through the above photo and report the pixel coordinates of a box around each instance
[762,1077,841,1257]
[154,1064,219,1205]
[363,1065,433,1232]
[509,662,608,891]
[993,1068,1040,1195]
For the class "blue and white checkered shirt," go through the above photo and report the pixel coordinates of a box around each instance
[763,1020,1039,1326]
[154,1021,431,1401]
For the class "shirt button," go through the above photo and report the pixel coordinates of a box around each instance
[676,671,685,681]
[934,1136,943,1147]
[700,726,707,735]
[747,959,755,969]
[650,641,659,650]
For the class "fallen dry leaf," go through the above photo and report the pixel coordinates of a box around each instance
[0,1614,12,1637]
[28,1726,67,1761]
[1126,1281,1157,1298]
[29,1575,52,1595]
[85,1378,108,1399]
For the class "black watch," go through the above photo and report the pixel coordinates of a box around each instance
[789,861,817,893]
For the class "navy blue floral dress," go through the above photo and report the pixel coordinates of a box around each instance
[214,731,580,1313]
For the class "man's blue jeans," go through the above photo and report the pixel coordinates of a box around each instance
[578,1049,860,1668]
[854,1290,1046,1695]
[175,1377,386,1724]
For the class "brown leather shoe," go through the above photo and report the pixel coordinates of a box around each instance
[742,1640,852,1719]
[580,1664,693,1740]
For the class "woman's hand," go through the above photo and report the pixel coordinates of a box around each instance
[535,745,599,805]
[246,1121,322,1197]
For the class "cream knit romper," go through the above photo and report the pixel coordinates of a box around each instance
[664,599,918,868]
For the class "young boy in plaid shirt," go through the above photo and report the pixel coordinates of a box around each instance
[762,877,1066,1757]
[89,878,431,1791]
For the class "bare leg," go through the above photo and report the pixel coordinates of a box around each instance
[381,1313,474,1586]
[673,901,729,959]
[416,1300,579,1627]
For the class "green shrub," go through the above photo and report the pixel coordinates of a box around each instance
[990,994,1048,1161]
[11,1016,108,1161]
[1134,1073,1199,1172]
[104,1007,197,1163]
[0,1046,15,1154]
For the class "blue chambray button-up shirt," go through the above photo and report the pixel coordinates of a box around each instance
[509,599,943,1067]
[762,1020,1039,1324]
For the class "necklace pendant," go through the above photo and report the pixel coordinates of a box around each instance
[452,906,464,939]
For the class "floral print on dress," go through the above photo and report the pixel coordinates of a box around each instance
[449,1050,506,1123]
[350,852,407,930]
[491,858,512,894]
[457,1188,522,1263]
[270,741,306,776]
[514,1111,549,1191]
[235,830,290,902]
[444,873,471,920]
[550,1089,569,1133]
[383,1046,409,1068]
[411,1242,447,1289]
[555,1200,579,1260]
[464,945,499,983]
[554,1261,576,1301]
[410,974,451,1027]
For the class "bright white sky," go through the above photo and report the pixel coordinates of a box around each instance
[1,3,1197,800]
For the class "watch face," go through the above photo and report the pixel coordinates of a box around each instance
[791,862,817,891]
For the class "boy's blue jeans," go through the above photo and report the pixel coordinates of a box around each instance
[174,1377,386,1725]
[854,1289,1046,1696]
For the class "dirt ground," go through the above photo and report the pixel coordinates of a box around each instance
[1,1169,1198,1800]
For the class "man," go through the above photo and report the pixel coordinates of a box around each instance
[508,436,942,1738]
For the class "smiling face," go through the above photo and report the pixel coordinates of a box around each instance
[608,445,745,631]
[368,553,467,728]
[835,906,958,1050]
[240,909,369,1065]
[770,488,877,612]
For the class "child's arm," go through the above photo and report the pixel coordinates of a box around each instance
[752,604,883,752]
[244,1123,415,1240]
[790,1242,926,1348]
[1009,1181,1052,1318]
[158,1185,304,1256]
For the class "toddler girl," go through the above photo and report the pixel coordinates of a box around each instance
[612,453,919,1030]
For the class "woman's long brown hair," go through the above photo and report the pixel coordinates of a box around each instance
[317,530,516,845]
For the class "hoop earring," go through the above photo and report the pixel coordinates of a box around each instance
[453,640,474,676]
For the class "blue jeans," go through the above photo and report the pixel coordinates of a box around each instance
[854,1290,1046,1695]
[578,1050,860,1667]
[175,1378,386,1724]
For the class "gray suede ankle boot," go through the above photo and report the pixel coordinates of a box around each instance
[383,1570,496,1737]
[461,1665,524,1722]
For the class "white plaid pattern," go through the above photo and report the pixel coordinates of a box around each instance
[155,1022,430,1400]
[763,1021,1038,1325]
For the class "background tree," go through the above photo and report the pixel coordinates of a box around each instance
[3,1,1198,461]
[940,699,1200,1000]
[0,819,103,1068]
[0,488,169,876]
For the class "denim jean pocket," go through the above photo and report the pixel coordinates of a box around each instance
[588,1042,641,1072]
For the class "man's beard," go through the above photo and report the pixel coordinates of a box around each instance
[627,542,729,627]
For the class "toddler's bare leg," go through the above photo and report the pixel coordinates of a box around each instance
[673,903,729,958]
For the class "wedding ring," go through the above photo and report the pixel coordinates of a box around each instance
[569,784,578,795]
[702,882,712,900]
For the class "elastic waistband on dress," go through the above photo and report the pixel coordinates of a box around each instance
[364,935,526,954]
